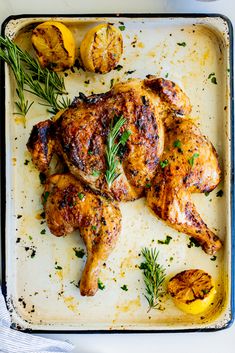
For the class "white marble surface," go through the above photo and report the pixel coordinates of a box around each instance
[0,1,234,352]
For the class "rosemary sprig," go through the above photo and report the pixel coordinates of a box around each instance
[139,247,166,311]
[0,35,70,121]
[105,116,131,188]
[0,38,33,123]
[0,36,66,93]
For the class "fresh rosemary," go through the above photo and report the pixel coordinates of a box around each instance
[139,247,166,311]
[0,35,70,121]
[105,116,131,188]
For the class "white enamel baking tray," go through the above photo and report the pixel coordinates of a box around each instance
[1,14,234,332]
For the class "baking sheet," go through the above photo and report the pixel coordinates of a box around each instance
[1,14,234,332]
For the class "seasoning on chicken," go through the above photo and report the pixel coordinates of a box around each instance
[43,173,121,296]
[146,114,222,255]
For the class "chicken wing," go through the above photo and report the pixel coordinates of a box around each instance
[147,115,222,255]
[43,173,121,296]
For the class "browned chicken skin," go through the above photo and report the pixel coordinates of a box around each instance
[44,173,121,296]
[27,77,192,201]
[147,115,222,255]
[27,77,222,296]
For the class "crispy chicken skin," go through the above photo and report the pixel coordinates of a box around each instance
[27,77,191,201]
[147,115,222,255]
[44,173,121,296]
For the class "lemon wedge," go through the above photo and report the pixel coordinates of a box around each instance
[168,269,216,315]
[32,21,76,71]
[80,23,123,74]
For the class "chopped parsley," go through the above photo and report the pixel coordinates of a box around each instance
[55,265,62,270]
[204,191,210,197]
[210,255,217,261]
[208,73,217,84]
[78,192,85,200]
[211,76,217,85]
[73,247,85,259]
[115,64,123,71]
[121,284,128,291]
[84,80,90,84]
[188,153,199,166]
[118,25,126,31]
[187,237,200,248]
[92,170,100,177]
[24,159,30,165]
[40,229,46,235]
[42,191,50,205]
[145,183,151,188]
[177,42,186,47]
[29,235,33,240]
[173,140,182,148]
[158,235,172,245]
[110,78,114,88]
[98,278,105,290]
[125,70,136,75]
[160,159,169,169]
[165,73,169,78]
[88,150,93,155]
[91,225,97,231]
[216,190,223,197]
[202,289,209,294]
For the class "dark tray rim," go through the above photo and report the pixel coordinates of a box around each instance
[1,12,234,334]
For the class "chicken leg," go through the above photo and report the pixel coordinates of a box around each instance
[43,173,121,295]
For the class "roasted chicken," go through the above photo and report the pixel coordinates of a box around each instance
[43,173,121,296]
[147,114,222,255]
[27,76,222,296]
[27,77,191,202]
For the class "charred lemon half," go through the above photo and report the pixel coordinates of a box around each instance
[80,23,123,74]
[168,269,216,315]
[32,21,76,71]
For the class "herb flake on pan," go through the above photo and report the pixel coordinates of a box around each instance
[177,42,186,47]
[121,284,128,291]
[73,247,85,259]
[55,263,62,270]
[77,192,85,200]
[114,64,123,71]
[139,248,166,311]
[187,237,200,248]
[208,72,217,85]
[216,190,223,197]
[98,278,105,290]
[118,25,126,31]
[40,229,46,235]
[42,191,50,205]
[125,70,136,75]
[158,235,172,245]
[210,255,217,261]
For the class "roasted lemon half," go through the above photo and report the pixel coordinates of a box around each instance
[32,21,76,71]
[80,23,123,74]
[168,269,216,315]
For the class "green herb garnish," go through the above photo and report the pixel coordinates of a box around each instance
[115,65,123,71]
[187,237,200,248]
[139,248,166,311]
[158,235,172,245]
[40,229,46,235]
[216,190,223,197]
[105,115,131,188]
[91,225,97,231]
[160,159,169,169]
[98,278,105,290]
[188,153,199,166]
[55,265,62,270]
[119,25,126,31]
[173,140,182,148]
[42,191,50,205]
[121,284,128,291]
[177,42,186,47]
[92,170,100,177]
[78,192,85,200]
[210,255,217,261]
[73,247,85,258]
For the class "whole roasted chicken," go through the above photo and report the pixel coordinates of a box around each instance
[27,76,222,296]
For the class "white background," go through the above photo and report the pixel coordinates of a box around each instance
[0,1,234,352]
